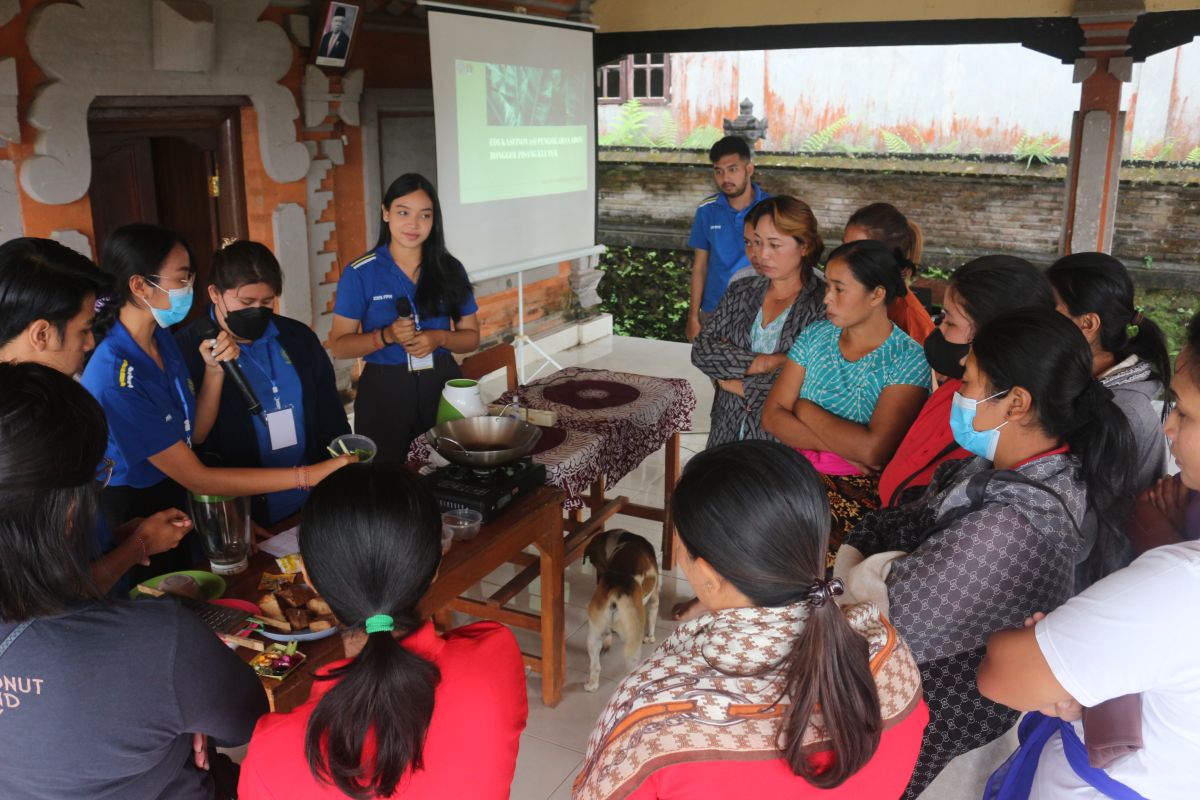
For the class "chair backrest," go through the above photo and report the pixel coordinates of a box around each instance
[460,343,518,391]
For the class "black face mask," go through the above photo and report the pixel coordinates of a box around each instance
[924,328,970,380]
[224,307,273,341]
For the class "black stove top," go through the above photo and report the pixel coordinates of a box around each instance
[422,457,547,521]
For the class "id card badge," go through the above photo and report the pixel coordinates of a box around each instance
[408,353,435,372]
[264,406,299,451]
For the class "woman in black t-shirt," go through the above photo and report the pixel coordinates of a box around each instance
[0,362,267,800]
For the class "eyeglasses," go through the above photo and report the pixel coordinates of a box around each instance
[147,274,195,291]
[95,458,116,490]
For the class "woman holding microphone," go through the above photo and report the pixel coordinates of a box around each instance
[329,173,480,462]
[82,223,354,572]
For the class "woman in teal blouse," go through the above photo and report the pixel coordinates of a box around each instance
[763,239,930,558]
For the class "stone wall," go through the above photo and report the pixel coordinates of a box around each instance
[598,149,1200,286]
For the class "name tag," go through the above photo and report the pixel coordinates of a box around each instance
[408,353,435,372]
[265,407,299,451]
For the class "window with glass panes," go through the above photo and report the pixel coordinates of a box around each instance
[597,54,670,104]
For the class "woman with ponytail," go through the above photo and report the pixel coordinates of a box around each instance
[238,464,526,799]
[575,440,928,800]
[836,307,1136,798]
[1047,252,1168,493]
[844,202,935,345]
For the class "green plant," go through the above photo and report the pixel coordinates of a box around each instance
[1013,133,1064,168]
[653,111,679,148]
[880,129,913,154]
[800,115,853,154]
[1139,288,1198,358]
[599,99,652,146]
[1144,255,1155,269]
[597,246,692,342]
[681,124,723,149]
[921,265,954,282]
[1186,146,1200,163]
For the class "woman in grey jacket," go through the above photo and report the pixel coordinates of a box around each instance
[834,308,1137,799]
[691,196,827,448]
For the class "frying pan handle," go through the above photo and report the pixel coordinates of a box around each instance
[437,436,469,452]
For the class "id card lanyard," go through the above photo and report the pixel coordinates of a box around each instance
[402,285,435,373]
[172,377,193,448]
[240,345,300,451]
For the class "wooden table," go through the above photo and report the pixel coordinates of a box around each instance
[224,484,567,712]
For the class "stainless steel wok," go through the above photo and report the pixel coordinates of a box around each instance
[426,416,542,468]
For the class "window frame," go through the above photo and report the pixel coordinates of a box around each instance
[597,53,671,105]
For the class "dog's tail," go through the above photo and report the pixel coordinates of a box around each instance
[607,590,646,662]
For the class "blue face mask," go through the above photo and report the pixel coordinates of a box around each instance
[950,389,1010,461]
[143,280,193,328]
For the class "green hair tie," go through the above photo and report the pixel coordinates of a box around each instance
[364,614,395,634]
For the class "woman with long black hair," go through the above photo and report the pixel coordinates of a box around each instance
[329,173,480,461]
[0,362,267,800]
[575,441,928,799]
[835,307,1137,798]
[238,464,527,798]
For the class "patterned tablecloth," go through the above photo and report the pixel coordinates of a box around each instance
[408,368,696,509]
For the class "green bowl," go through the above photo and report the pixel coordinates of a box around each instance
[130,570,226,601]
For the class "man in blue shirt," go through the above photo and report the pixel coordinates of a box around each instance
[686,136,770,342]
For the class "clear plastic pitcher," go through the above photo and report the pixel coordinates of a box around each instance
[188,494,252,575]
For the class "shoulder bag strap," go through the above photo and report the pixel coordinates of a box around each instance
[0,619,33,659]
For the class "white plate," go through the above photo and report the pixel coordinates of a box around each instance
[260,625,339,643]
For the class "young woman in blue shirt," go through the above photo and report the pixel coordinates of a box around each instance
[329,173,480,462]
[82,224,354,573]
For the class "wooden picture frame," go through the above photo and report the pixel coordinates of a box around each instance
[312,1,362,71]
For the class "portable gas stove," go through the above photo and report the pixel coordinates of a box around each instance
[422,456,547,521]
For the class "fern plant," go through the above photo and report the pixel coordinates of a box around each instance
[653,112,679,148]
[880,129,913,154]
[800,115,852,154]
[1013,134,1063,169]
[681,125,723,149]
[1187,146,1200,163]
[599,99,652,146]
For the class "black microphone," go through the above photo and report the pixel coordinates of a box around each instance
[396,296,413,320]
[195,317,263,417]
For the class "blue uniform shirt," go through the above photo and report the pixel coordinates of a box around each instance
[688,183,771,313]
[332,246,478,366]
[82,321,196,489]
[234,315,308,523]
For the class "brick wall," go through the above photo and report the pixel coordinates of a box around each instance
[599,150,1200,283]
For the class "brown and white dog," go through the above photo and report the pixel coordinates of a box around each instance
[582,530,660,692]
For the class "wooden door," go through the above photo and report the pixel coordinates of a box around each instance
[88,98,250,323]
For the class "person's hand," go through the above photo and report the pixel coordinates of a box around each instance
[199,330,240,371]
[1145,475,1190,531]
[747,353,786,376]
[192,733,209,770]
[311,454,357,484]
[135,509,192,562]
[388,316,417,346]
[402,330,444,359]
[846,458,881,477]
[686,315,702,343]
[717,378,745,397]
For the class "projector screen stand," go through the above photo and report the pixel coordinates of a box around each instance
[514,268,562,383]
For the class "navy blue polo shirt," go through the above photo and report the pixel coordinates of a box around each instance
[688,183,770,312]
[332,246,478,367]
[81,321,196,489]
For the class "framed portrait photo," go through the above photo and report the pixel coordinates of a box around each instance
[313,1,361,70]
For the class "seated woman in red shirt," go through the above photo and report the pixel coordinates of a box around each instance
[574,440,928,800]
[877,255,1056,507]
[238,464,527,799]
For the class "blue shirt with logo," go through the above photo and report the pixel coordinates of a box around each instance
[332,246,478,366]
[233,315,307,523]
[81,321,196,489]
[688,183,771,313]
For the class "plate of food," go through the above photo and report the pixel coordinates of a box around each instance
[130,570,225,601]
[256,581,339,642]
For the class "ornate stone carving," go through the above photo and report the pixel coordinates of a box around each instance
[22,0,309,205]
[302,65,364,128]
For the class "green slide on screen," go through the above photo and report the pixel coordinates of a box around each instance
[456,60,588,205]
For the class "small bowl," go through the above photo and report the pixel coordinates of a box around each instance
[330,433,377,463]
[442,509,483,541]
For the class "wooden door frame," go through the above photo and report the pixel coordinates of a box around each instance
[88,96,251,245]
